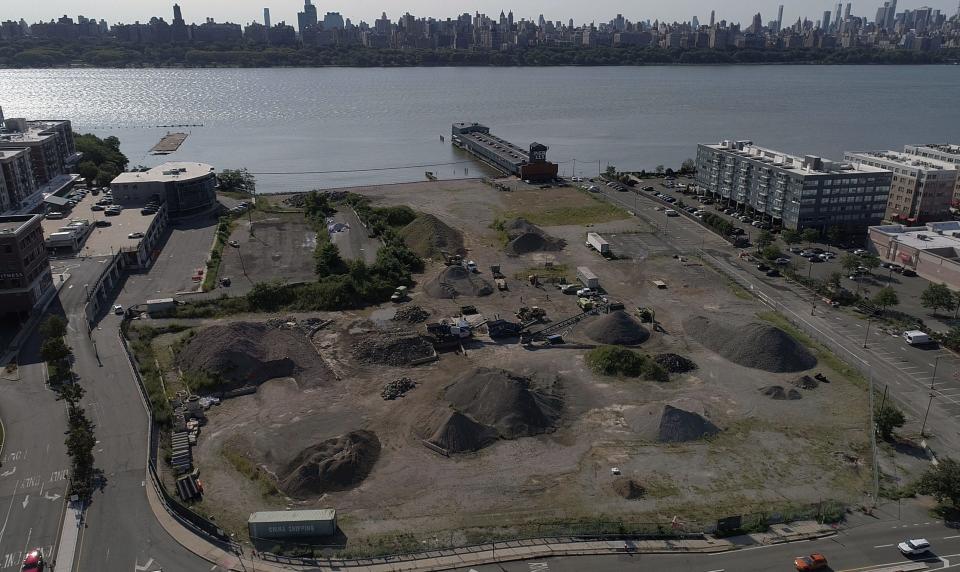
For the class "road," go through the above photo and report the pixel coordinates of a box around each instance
[594,181,960,456]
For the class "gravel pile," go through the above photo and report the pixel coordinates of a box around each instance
[352,330,435,366]
[504,218,566,255]
[612,478,646,500]
[793,375,819,390]
[278,430,381,499]
[177,321,334,392]
[683,316,817,373]
[381,377,417,400]
[584,311,650,346]
[424,265,493,299]
[654,353,698,374]
[428,411,498,453]
[392,306,430,324]
[760,385,803,400]
[399,214,465,259]
[656,405,720,443]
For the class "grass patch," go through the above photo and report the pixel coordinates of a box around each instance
[756,311,866,387]
[643,472,682,499]
[513,264,570,283]
[506,201,628,226]
[202,216,238,292]
[125,323,192,427]
[221,448,279,498]
[586,346,669,382]
[489,218,510,246]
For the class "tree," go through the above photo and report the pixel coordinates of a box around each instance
[917,457,960,507]
[40,337,71,364]
[96,161,120,187]
[921,283,955,316]
[826,225,844,245]
[755,230,774,250]
[314,241,347,277]
[840,254,861,274]
[781,229,801,246]
[872,287,899,312]
[77,161,99,183]
[604,165,617,177]
[827,272,843,290]
[655,165,665,175]
[218,169,256,195]
[801,228,820,245]
[680,158,696,174]
[944,326,960,352]
[860,255,880,272]
[40,315,68,339]
[875,400,905,440]
[954,290,960,319]
[761,245,782,261]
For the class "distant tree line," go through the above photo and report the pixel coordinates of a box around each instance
[2,39,958,68]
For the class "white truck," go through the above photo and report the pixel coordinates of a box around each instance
[576,266,599,289]
[586,232,610,255]
[902,330,931,345]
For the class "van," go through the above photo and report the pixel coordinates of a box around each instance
[664,209,679,217]
[902,330,931,345]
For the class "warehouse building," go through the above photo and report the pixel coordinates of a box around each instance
[451,123,558,182]
[110,162,217,216]
[696,140,892,232]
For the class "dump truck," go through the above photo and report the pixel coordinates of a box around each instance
[576,266,599,289]
[586,232,610,255]
[517,306,547,322]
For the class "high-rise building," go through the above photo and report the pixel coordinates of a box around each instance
[263,8,270,29]
[696,140,892,231]
[297,0,318,35]
[834,3,843,30]
[823,10,832,30]
[692,15,700,29]
[887,0,898,29]
[323,12,345,30]
[173,3,183,23]
[710,10,716,27]
[844,3,852,20]
[777,5,784,31]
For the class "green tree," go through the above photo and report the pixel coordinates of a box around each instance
[77,161,99,183]
[872,286,899,312]
[801,228,821,245]
[755,230,774,250]
[917,457,960,507]
[218,169,256,195]
[761,245,782,261]
[655,165,665,175]
[841,254,861,274]
[875,400,906,440]
[860,255,881,272]
[781,229,801,246]
[680,158,696,173]
[96,162,121,187]
[944,326,960,352]
[827,272,843,290]
[314,241,347,277]
[40,337,71,364]
[604,165,617,177]
[921,283,955,316]
[40,315,68,339]
[826,225,844,245]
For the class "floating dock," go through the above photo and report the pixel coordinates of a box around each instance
[150,132,189,155]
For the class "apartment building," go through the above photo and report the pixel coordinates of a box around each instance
[0,214,54,317]
[0,148,36,213]
[904,144,960,203]
[844,150,958,224]
[0,118,77,186]
[696,140,892,231]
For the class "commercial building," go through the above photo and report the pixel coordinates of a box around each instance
[696,140,892,231]
[451,123,558,182]
[868,221,960,289]
[0,214,54,317]
[248,509,337,540]
[0,148,37,213]
[844,150,958,224]
[110,162,217,216]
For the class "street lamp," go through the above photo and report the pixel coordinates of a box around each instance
[863,318,872,348]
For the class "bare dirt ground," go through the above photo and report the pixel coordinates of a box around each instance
[156,179,871,551]
[218,210,317,294]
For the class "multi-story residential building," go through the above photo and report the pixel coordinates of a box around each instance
[0,118,77,187]
[0,148,37,213]
[696,140,892,231]
[844,150,958,224]
[904,144,960,203]
[0,214,54,318]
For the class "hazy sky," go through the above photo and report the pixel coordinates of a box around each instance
[19,0,960,27]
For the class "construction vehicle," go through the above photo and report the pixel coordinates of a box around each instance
[635,306,655,323]
[426,319,472,350]
[459,305,478,316]
[521,310,594,345]
[528,274,540,286]
[391,286,408,303]
[577,297,594,311]
[440,250,463,267]
[496,278,507,291]
[488,319,523,338]
[516,306,547,323]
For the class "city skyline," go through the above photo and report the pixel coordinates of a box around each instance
[12,0,960,28]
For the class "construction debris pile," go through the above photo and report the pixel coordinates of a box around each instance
[424,265,494,299]
[177,321,334,391]
[352,329,436,366]
[392,305,431,324]
[683,316,817,373]
[399,214,465,259]
[278,430,381,498]
[428,368,563,454]
[584,311,650,346]
[612,478,646,500]
[654,353,698,374]
[381,377,417,400]
[760,386,803,400]
[503,218,566,256]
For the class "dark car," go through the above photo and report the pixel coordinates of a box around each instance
[766,269,781,277]
[757,263,770,271]
[901,269,917,277]
[95,220,111,227]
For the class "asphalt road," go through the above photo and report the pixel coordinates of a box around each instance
[0,326,69,572]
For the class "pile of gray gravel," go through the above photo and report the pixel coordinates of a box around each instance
[683,315,817,373]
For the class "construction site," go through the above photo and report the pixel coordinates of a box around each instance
[133,178,873,553]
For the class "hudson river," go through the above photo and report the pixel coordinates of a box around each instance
[1,65,958,193]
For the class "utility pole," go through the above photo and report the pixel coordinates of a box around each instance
[867,372,879,506]
[863,318,872,348]
[921,392,934,437]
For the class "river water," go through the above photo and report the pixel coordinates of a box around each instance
[1,66,958,193]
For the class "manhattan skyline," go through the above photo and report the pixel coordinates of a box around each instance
[14,0,960,28]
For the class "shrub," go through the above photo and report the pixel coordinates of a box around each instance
[586,346,668,381]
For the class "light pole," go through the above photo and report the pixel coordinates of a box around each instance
[921,392,935,438]
[863,318,872,348]
[931,355,941,390]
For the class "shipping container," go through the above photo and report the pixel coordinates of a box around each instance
[586,232,610,255]
[248,509,337,540]
[576,266,599,289]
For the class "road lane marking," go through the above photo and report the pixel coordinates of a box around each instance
[0,479,20,547]
[945,535,960,539]
[874,543,895,548]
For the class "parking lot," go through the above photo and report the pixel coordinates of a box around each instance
[42,187,159,257]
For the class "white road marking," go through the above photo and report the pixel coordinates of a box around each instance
[874,543,895,548]
[0,479,20,547]
[134,558,155,571]
[20,496,28,510]
[944,535,960,539]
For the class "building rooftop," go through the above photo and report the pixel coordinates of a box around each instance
[40,191,158,256]
[872,221,960,251]
[248,509,336,523]
[703,140,889,176]
[0,214,41,235]
[911,143,960,156]
[845,150,958,173]
[0,120,71,145]
[0,148,29,161]
[111,162,216,185]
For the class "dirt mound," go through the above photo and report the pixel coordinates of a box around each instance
[444,367,562,439]
[793,375,819,390]
[381,377,416,400]
[584,311,650,346]
[428,411,498,453]
[424,265,493,299]
[683,316,817,373]
[278,430,380,498]
[654,353,698,373]
[176,321,334,391]
[503,218,566,255]
[352,330,435,367]
[760,385,803,400]
[399,214,465,259]
[657,405,720,443]
[612,478,646,500]
[392,305,430,324]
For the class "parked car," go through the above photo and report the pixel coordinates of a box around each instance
[788,246,804,253]
[729,228,745,236]
[664,197,677,203]
[46,212,66,220]
[774,257,791,265]
[800,250,817,258]
[794,552,828,571]
[853,248,870,256]
[228,240,240,248]
[901,268,917,277]
[766,269,781,277]
[95,220,111,228]
[21,549,45,572]
[141,208,157,215]
[104,209,120,217]
[643,186,655,191]
[113,304,124,315]
[898,539,931,556]
[559,283,579,294]
[664,209,679,217]
[128,232,145,239]
[90,205,105,211]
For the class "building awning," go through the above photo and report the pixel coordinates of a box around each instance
[43,195,70,207]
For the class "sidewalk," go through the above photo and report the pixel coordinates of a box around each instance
[146,477,837,572]
[54,503,83,572]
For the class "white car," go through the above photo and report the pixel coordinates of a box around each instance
[853,249,869,256]
[664,209,679,217]
[127,232,145,239]
[898,539,930,556]
[576,288,597,298]
[113,304,124,315]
